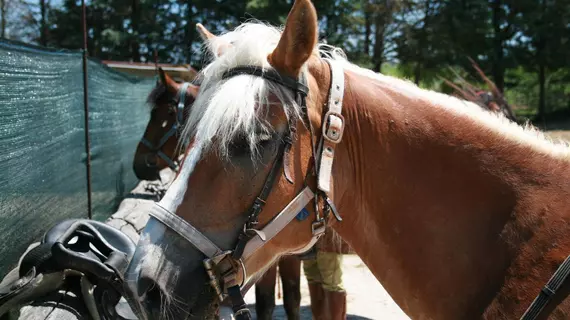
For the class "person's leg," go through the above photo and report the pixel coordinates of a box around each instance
[302,257,327,320]
[278,256,301,320]
[316,251,346,320]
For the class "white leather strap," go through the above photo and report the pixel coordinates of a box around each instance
[317,59,345,194]
[242,186,315,260]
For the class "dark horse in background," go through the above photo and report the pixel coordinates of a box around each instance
[132,68,302,320]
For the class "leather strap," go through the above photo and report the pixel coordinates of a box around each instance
[317,58,345,194]
[222,66,309,97]
[177,83,190,125]
[228,285,251,320]
[232,137,290,260]
[140,134,178,170]
[149,204,222,258]
[242,186,315,260]
[520,254,570,320]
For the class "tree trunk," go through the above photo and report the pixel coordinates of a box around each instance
[491,0,505,92]
[40,0,47,46]
[326,14,333,41]
[414,0,431,85]
[364,0,371,56]
[538,62,546,120]
[185,0,195,64]
[537,0,547,120]
[373,18,384,73]
[1,0,6,38]
[130,0,141,62]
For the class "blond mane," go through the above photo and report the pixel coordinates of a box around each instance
[183,21,570,162]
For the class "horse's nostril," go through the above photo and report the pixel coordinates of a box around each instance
[144,154,158,167]
[137,276,165,317]
[138,276,160,298]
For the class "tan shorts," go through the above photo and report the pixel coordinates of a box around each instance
[302,251,344,292]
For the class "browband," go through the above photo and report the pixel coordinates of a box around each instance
[222,66,309,97]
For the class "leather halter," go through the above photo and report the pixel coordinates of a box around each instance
[139,82,190,171]
[147,58,345,319]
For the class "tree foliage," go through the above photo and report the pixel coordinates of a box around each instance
[0,0,569,118]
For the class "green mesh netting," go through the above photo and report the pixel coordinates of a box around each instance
[0,39,154,275]
[87,59,154,220]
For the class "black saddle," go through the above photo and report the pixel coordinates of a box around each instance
[19,219,136,277]
[0,219,137,320]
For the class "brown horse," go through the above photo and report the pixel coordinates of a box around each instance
[132,68,198,181]
[124,1,570,319]
[132,67,302,320]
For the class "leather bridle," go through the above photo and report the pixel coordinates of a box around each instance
[139,82,191,172]
[146,58,345,319]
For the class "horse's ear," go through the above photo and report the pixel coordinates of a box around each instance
[196,23,231,57]
[268,0,318,77]
[158,67,179,95]
[196,23,215,41]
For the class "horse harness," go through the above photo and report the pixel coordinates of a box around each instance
[139,82,191,172]
[146,58,345,319]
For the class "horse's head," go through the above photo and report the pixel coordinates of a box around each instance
[124,1,342,318]
[133,68,199,181]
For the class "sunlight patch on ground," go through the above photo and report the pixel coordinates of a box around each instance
[244,255,410,320]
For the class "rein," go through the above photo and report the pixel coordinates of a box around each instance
[521,255,570,319]
[147,58,346,319]
[140,82,191,172]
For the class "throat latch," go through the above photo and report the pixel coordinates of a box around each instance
[316,59,346,221]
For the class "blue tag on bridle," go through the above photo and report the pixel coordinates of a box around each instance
[296,208,310,221]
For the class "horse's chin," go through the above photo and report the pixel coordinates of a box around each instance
[188,301,221,320]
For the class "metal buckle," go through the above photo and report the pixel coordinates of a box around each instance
[234,308,252,318]
[311,219,326,236]
[203,251,246,302]
[322,111,345,143]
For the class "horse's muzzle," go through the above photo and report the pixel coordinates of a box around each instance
[123,216,220,320]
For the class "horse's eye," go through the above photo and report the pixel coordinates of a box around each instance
[228,136,255,155]
[227,130,277,159]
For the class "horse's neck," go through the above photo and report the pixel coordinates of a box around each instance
[331,69,570,319]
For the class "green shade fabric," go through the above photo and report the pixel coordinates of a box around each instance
[0,39,154,275]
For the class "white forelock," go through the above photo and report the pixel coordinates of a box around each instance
[182,22,312,159]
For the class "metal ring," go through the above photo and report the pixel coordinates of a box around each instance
[237,258,247,290]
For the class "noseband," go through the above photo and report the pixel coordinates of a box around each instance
[140,82,191,171]
[146,59,345,319]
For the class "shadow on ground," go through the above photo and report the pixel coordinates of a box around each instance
[246,304,375,320]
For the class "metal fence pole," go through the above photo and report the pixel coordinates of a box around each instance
[81,0,92,219]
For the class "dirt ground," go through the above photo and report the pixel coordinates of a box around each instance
[545,130,570,142]
[243,254,410,320]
